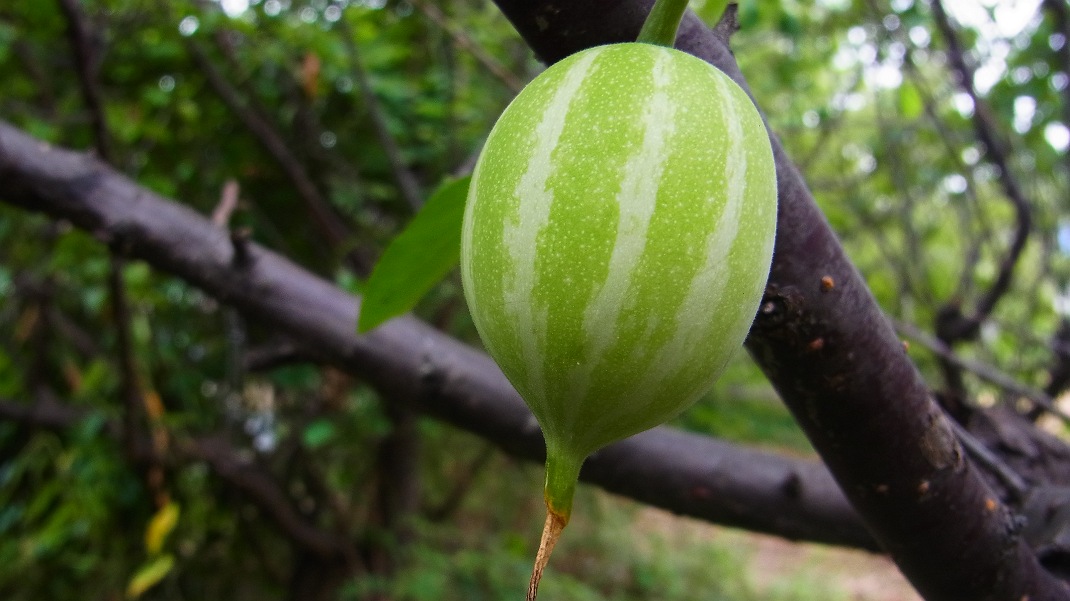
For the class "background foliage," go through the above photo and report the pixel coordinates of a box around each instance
[1,0,1067,599]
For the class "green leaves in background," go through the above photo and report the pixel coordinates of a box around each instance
[126,554,174,599]
[357,175,471,333]
[302,419,337,448]
[692,0,730,27]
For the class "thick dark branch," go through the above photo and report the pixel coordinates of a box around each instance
[1047,320,1070,398]
[487,2,1064,599]
[0,119,873,551]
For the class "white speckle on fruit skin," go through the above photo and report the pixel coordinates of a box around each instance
[638,65,749,397]
[581,50,675,377]
[502,49,599,405]
[461,43,777,458]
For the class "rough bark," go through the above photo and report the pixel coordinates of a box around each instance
[487,1,1068,599]
[0,119,872,550]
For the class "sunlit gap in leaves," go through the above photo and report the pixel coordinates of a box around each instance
[835,1,1045,100]
[221,0,389,19]
[945,0,1043,94]
[218,0,250,17]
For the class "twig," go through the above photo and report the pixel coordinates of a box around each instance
[57,0,163,501]
[930,0,1034,342]
[425,443,495,522]
[46,305,102,359]
[335,16,424,211]
[106,256,172,505]
[947,416,1030,500]
[10,38,59,119]
[184,39,351,248]
[410,0,525,94]
[56,0,112,162]
[57,0,173,506]
[179,435,348,558]
[243,340,315,372]
[1047,320,1070,399]
[895,318,1070,424]
[211,178,241,227]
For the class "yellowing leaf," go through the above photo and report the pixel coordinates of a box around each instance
[301,52,321,99]
[126,554,175,599]
[144,501,180,555]
[143,390,166,421]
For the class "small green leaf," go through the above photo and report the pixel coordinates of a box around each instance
[898,83,923,120]
[694,0,730,27]
[357,175,471,333]
[126,553,175,599]
[302,419,336,448]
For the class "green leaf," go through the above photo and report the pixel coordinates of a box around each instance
[126,553,175,599]
[302,419,337,449]
[898,83,923,119]
[357,175,471,333]
[693,0,730,27]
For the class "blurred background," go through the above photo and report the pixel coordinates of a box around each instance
[0,0,1065,598]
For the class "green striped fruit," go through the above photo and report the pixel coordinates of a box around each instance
[460,42,776,594]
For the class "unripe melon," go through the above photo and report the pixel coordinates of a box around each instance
[460,43,776,594]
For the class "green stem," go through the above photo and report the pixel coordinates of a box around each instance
[636,0,691,47]
[543,444,583,523]
[527,445,584,601]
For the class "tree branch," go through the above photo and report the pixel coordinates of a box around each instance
[57,0,173,506]
[409,0,525,94]
[184,38,351,250]
[895,318,1070,424]
[56,0,111,162]
[930,0,1034,344]
[106,257,152,457]
[0,119,874,551]
[178,435,349,559]
[486,1,1066,599]
[336,16,424,212]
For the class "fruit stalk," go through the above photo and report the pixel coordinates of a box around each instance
[460,0,776,596]
[528,443,580,599]
[636,0,690,47]
[523,2,694,595]
[526,511,565,601]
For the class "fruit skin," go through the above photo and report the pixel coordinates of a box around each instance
[461,43,777,506]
